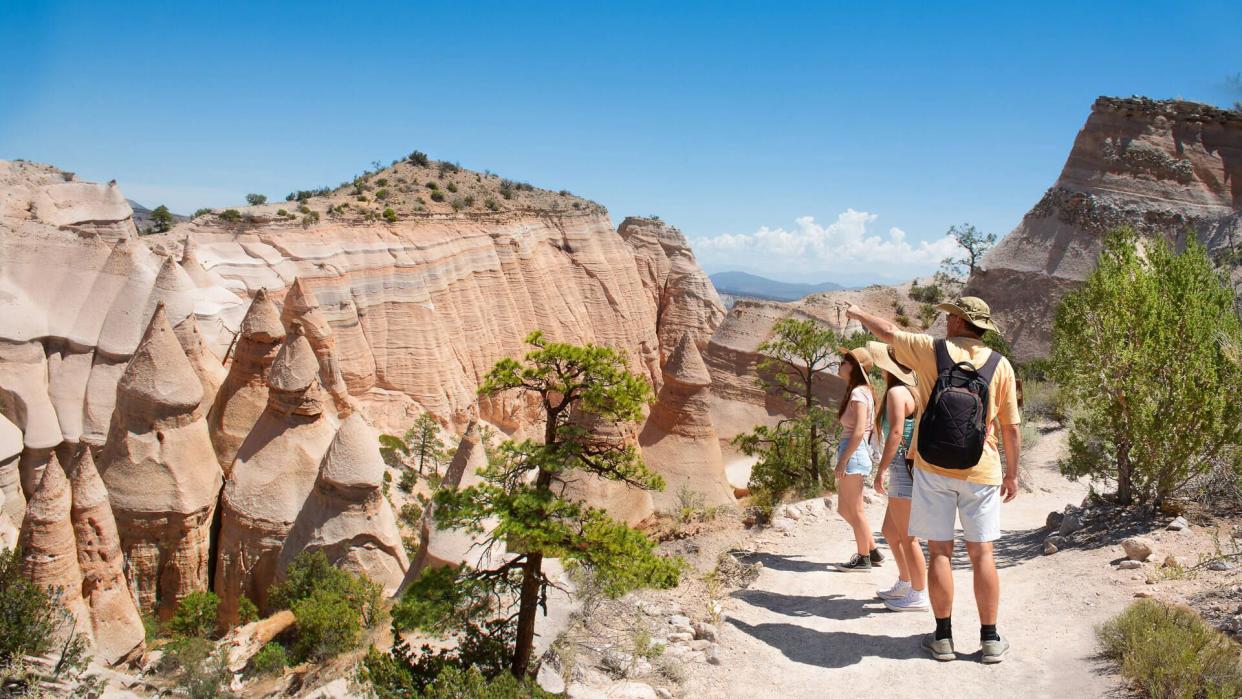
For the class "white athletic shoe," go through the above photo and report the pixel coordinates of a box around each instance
[876,579,911,600]
[884,588,930,612]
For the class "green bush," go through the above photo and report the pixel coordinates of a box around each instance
[0,546,87,665]
[245,193,267,206]
[170,591,220,638]
[192,207,211,218]
[398,468,418,493]
[1021,379,1068,424]
[302,211,321,228]
[1097,599,1242,698]
[446,182,458,193]
[247,641,288,677]
[1053,230,1242,505]
[160,636,235,699]
[276,208,289,217]
[376,188,390,200]
[450,197,466,212]
[425,181,439,191]
[219,209,242,223]
[430,191,445,203]
[359,645,554,698]
[408,150,430,167]
[909,282,943,304]
[291,590,360,661]
[376,178,389,187]
[384,207,398,224]
[484,198,499,211]
[238,595,259,625]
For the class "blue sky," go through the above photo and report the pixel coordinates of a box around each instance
[2,2,1239,284]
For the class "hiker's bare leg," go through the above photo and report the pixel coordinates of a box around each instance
[881,508,909,581]
[966,541,999,625]
[837,474,874,555]
[890,498,926,590]
[926,539,955,617]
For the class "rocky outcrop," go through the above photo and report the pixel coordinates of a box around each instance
[0,412,23,539]
[407,421,494,581]
[68,446,145,665]
[558,409,654,526]
[99,304,222,619]
[215,327,339,623]
[208,289,285,471]
[279,278,352,415]
[968,97,1242,359]
[641,333,734,511]
[278,413,407,594]
[18,455,93,645]
[173,314,226,414]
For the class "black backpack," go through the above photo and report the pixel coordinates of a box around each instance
[916,340,1002,469]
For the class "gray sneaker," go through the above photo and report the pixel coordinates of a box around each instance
[981,636,1009,664]
[922,634,955,661]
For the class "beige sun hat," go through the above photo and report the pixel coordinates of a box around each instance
[936,296,1001,334]
[865,341,916,387]
[836,345,873,372]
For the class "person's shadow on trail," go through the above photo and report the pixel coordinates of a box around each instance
[728,619,925,669]
[733,551,828,573]
[733,589,881,621]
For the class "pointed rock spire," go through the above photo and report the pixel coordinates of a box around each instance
[269,325,320,394]
[117,303,203,414]
[319,413,386,490]
[151,254,197,325]
[664,332,712,388]
[280,278,353,416]
[19,454,93,645]
[240,288,285,343]
[174,313,226,410]
[69,446,145,665]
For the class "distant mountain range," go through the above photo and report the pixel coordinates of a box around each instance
[709,271,844,302]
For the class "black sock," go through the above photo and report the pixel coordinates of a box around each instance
[981,624,1000,642]
[935,617,952,641]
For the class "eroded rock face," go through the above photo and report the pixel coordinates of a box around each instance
[278,413,407,594]
[68,446,145,665]
[967,97,1242,360]
[407,421,494,582]
[18,454,93,646]
[174,314,226,415]
[208,288,285,471]
[280,278,352,415]
[215,328,338,623]
[99,304,222,619]
[0,412,24,530]
[642,333,734,511]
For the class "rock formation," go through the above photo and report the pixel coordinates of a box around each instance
[279,278,352,414]
[558,409,654,526]
[215,326,338,623]
[68,446,145,665]
[968,97,1242,359]
[0,413,23,539]
[407,421,494,581]
[99,304,222,619]
[18,455,93,645]
[278,413,408,593]
[208,288,285,471]
[641,333,734,511]
[173,313,226,413]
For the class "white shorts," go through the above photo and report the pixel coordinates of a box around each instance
[909,467,1001,543]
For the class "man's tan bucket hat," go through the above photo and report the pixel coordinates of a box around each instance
[836,345,873,372]
[936,296,1001,334]
[865,341,916,388]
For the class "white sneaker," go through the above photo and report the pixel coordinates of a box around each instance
[884,588,930,612]
[877,579,911,600]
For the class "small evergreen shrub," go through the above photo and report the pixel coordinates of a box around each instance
[408,150,430,166]
[170,591,220,638]
[192,208,211,218]
[446,183,458,193]
[430,191,445,202]
[246,641,289,677]
[384,207,397,223]
[245,193,267,206]
[219,209,242,223]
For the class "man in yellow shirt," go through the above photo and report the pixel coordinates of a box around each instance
[846,297,1020,665]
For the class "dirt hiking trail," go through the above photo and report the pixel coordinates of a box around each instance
[681,430,1130,698]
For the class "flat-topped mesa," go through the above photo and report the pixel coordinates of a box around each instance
[641,333,735,511]
[967,96,1242,359]
[215,326,339,624]
[617,216,727,362]
[68,446,145,666]
[280,278,352,415]
[208,288,286,470]
[406,421,494,585]
[277,413,408,594]
[19,454,93,646]
[99,304,222,619]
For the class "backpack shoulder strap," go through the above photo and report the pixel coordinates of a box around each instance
[977,349,1004,383]
[933,339,953,374]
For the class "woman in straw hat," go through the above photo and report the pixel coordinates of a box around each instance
[832,346,884,572]
[867,342,929,611]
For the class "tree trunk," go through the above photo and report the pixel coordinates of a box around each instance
[1116,441,1133,506]
[511,551,544,678]
[806,386,819,487]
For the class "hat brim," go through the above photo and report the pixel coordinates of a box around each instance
[836,346,873,372]
[935,302,1000,333]
[865,341,916,387]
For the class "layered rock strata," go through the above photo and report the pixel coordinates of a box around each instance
[968,97,1242,359]
[641,333,734,511]
[278,413,407,593]
[68,446,145,665]
[208,289,285,471]
[19,455,93,645]
[99,304,222,619]
[215,327,339,623]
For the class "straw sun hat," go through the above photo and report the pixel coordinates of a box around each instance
[835,346,873,372]
[864,341,916,388]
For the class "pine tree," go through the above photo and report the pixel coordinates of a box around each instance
[388,332,680,681]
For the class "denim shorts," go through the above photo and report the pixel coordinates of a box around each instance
[837,441,872,476]
[887,455,914,499]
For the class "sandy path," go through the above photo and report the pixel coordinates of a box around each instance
[681,430,1130,698]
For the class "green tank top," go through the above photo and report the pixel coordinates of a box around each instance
[881,404,916,458]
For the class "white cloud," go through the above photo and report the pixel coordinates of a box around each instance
[690,210,962,283]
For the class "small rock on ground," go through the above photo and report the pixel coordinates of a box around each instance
[606,682,658,699]
[537,664,566,694]
[1121,537,1154,562]
[1208,560,1235,571]
[1118,560,1142,570]
[1167,516,1190,531]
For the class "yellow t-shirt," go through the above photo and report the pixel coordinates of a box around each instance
[889,332,1021,486]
